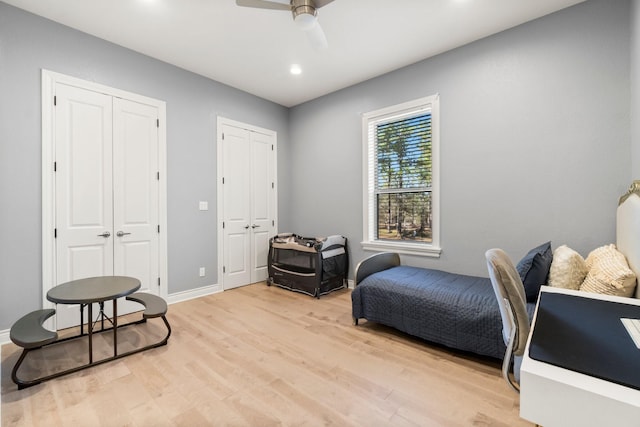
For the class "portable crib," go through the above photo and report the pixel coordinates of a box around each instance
[267,233,348,298]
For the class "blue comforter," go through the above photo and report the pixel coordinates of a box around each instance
[351,266,535,359]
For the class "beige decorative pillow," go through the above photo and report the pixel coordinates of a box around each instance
[548,245,588,290]
[580,245,637,297]
[584,244,616,271]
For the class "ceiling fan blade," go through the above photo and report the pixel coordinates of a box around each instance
[313,0,335,8]
[235,0,291,11]
[305,20,328,50]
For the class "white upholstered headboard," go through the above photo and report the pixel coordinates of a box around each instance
[616,181,640,298]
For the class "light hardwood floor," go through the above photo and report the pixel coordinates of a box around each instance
[2,283,532,426]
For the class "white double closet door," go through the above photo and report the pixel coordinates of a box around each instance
[53,82,161,330]
[220,120,276,290]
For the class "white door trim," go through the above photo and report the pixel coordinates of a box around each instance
[41,69,168,313]
[216,117,278,290]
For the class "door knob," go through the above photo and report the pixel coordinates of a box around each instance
[98,231,111,238]
[252,224,260,229]
[116,231,131,237]
[244,225,250,229]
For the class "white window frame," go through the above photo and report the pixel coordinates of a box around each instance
[361,94,441,257]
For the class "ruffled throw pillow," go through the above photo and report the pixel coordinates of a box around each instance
[580,244,637,297]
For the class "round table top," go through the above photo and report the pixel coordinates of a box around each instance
[47,276,141,304]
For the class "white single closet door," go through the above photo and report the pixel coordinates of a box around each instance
[55,83,114,329]
[113,97,160,315]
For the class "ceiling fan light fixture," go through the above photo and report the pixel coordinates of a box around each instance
[236,0,332,49]
[292,1,318,31]
[293,11,317,31]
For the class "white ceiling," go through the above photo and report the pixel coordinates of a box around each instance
[4,0,586,107]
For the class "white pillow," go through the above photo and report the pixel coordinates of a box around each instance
[548,245,588,290]
[580,245,637,297]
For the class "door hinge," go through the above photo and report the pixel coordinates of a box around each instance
[222,177,225,184]
[157,171,160,180]
[272,144,274,151]
[157,225,160,233]
[157,118,159,128]
[54,228,57,238]
[223,266,226,273]
[272,220,274,226]
[158,277,161,287]
[54,96,57,106]
[222,133,224,140]
[54,162,57,172]
[272,182,274,189]
[222,222,225,229]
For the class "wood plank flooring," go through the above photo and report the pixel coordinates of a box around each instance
[2,283,531,426]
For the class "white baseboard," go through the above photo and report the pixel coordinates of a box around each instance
[0,329,9,346]
[347,279,355,289]
[166,283,222,305]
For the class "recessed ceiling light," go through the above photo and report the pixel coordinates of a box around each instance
[290,64,302,75]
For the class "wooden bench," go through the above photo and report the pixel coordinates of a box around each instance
[126,292,171,344]
[10,309,58,389]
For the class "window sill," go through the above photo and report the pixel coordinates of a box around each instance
[360,240,442,258]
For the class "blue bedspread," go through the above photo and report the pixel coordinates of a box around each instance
[351,266,535,359]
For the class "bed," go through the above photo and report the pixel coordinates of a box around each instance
[352,181,640,360]
[351,253,535,359]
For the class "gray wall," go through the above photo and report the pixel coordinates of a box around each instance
[0,0,635,331]
[633,0,640,178]
[288,0,631,277]
[0,2,289,330]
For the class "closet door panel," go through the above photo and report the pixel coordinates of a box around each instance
[54,83,113,329]
[222,124,252,289]
[113,98,160,299]
[250,131,273,281]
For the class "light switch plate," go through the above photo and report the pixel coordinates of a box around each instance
[199,267,206,277]
[199,201,208,211]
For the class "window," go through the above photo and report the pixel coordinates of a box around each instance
[362,95,440,257]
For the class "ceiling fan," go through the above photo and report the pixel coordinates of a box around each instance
[236,0,335,50]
